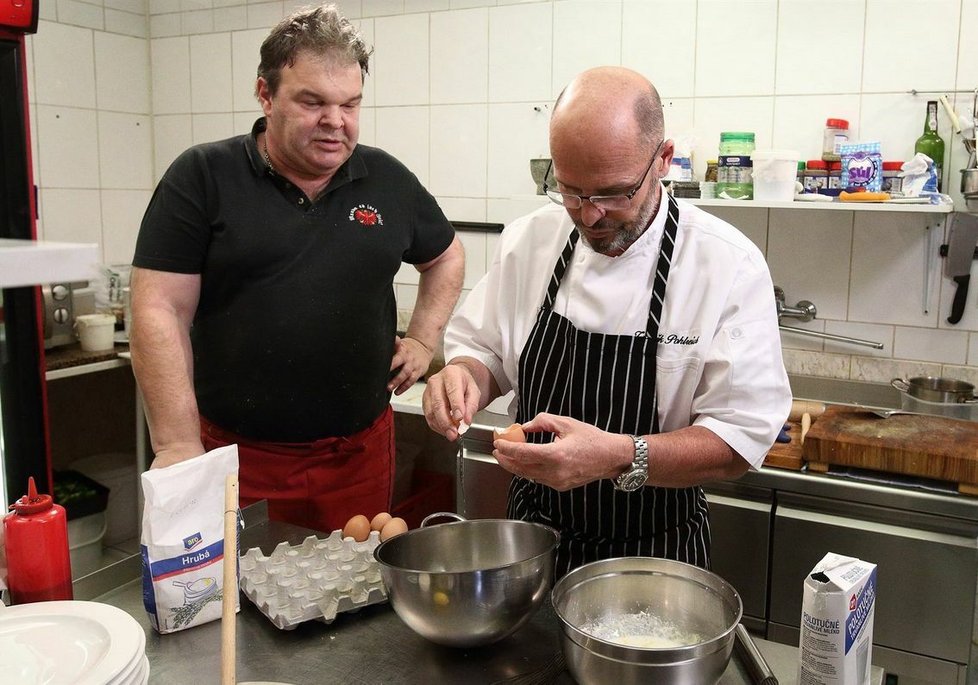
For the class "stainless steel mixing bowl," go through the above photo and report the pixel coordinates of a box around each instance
[373,515,558,647]
[552,557,742,685]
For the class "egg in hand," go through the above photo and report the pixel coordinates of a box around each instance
[494,423,525,443]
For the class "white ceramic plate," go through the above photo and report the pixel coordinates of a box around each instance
[0,601,144,685]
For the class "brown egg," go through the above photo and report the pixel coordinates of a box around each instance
[370,512,392,532]
[494,423,526,443]
[380,516,408,541]
[343,514,371,542]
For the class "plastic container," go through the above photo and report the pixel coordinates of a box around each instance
[71,452,138,546]
[3,477,74,603]
[821,118,850,162]
[717,132,755,200]
[67,510,107,578]
[803,160,828,193]
[750,149,800,201]
[881,161,904,194]
[75,313,116,352]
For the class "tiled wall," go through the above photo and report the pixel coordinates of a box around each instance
[24,0,978,386]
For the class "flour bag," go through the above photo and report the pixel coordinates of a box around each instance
[140,444,239,634]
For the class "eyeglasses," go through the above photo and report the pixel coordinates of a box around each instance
[543,140,664,211]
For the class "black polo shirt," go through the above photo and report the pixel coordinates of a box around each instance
[134,118,455,441]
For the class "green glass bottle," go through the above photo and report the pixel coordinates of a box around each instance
[914,100,945,192]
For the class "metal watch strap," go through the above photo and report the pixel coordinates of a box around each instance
[613,435,649,491]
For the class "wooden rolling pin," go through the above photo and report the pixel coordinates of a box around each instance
[788,399,826,422]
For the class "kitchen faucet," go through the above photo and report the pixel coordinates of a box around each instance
[774,286,884,350]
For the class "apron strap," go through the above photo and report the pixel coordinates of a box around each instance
[646,193,680,336]
[544,230,580,308]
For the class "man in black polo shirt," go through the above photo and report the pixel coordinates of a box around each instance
[129,4,464,533]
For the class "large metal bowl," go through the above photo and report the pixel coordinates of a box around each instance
[373,515,558,647]
[552,557,742,685]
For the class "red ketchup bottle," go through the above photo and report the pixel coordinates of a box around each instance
[4,477,73,603]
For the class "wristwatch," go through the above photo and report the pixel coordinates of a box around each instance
[613,435,649,492]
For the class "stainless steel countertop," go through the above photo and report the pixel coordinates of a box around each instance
[91,505,883,685]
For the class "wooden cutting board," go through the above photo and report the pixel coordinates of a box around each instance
[802,406,978,485]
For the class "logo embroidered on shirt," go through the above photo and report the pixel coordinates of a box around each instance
[656,333,700,346]
[349,204,383,226]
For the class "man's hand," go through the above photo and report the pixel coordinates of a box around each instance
[150,441,206,469]
[422,363,483,441]
[492,413,633,491]
[388,335,434,395]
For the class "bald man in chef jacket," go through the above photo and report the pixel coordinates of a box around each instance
[423,66,791,578]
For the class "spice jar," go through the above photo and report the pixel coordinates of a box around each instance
[824,161,843,195]
[821,118,850,162]
[881,161,904,194]
[803,160,828,193]
[705,159,718,183]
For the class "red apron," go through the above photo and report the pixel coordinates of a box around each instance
[200,406,395,534]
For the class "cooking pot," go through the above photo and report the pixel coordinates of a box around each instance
[891,376,978,403]
[373,513,558,647]
[962,167,978,196]
[552,557,742,685]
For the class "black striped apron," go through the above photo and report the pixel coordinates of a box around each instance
[506,194,710,578]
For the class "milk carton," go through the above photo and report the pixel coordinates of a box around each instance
[799,552,877,685]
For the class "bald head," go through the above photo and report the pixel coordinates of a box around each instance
[551,67,663,156]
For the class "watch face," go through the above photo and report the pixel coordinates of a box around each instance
[618,470,648,492]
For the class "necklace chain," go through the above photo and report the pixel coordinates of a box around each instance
[262,140,275,174]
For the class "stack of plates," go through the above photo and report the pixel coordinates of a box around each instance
[0,600,149,684]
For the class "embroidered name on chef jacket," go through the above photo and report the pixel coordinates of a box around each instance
[656,333,700,346]
[349,204,384,226]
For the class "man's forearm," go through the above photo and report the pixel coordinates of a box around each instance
[406,237,464,350]
[130,309,202,456]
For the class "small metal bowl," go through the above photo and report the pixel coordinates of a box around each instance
[552,557,742,685]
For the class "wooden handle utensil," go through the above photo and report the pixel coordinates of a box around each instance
[222,472,238,685]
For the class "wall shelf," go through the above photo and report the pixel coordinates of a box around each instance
[0,239,99,288]
[688,198,953,213]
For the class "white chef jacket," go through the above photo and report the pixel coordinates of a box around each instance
[444,188,792,469]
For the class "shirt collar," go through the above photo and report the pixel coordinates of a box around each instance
[246,117,368,193]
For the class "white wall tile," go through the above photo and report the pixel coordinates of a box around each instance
[105,9,148,37]
[430,8,488,104]
[775,1,864,95]
[98,112,153,189]
[695,0,777,97]
[150,12,182,37]
[231,28,265,111]
[458,231,487,288]
[105,0,146,13]
[32,21,97,108]
[766,208,852,321]
[352,18,376,106]
[24,36,36,105]
[39,0,57,20]
[151,37,191,113]
[894,326,968,365]
[57,0,105,30]
[39,189,103,245]
[662,98,697,169]
[394,260,419,285]
[862,0,958,93]
[430,104,487,197]
[192,112,235,143]
[451,0,496,7]
[362,0,403,16]
[36,106,100,188]
[552,0,621,97]
[487,102,550,197]
[395,283,419,309]
[150,0,180,13]
[182,9,215,33]
[849,212,939,327]
[95,33,151,113]
[621,0,696,99]
[357,106,376,146]
[435,197,487,222]
[772,95,861,164]
[153,114,194,180]
[859,93,939,165]
[191,33,233,113]
[375,106,430,185]
[410,0,450,13]
[488,2,551,102]
[247,2,284,29]
[101,189,153,264]
[958,0,978,89]
[214,5,248,30]
[373,13,429,105]
[780,319,824,353]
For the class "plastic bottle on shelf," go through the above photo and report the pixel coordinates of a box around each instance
[821,118,850,162]
[3,477,74,604]
[716,132,755,200]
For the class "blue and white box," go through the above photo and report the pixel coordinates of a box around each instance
[799,552,877,685]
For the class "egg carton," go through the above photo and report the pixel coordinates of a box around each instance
[238,529,388,630]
